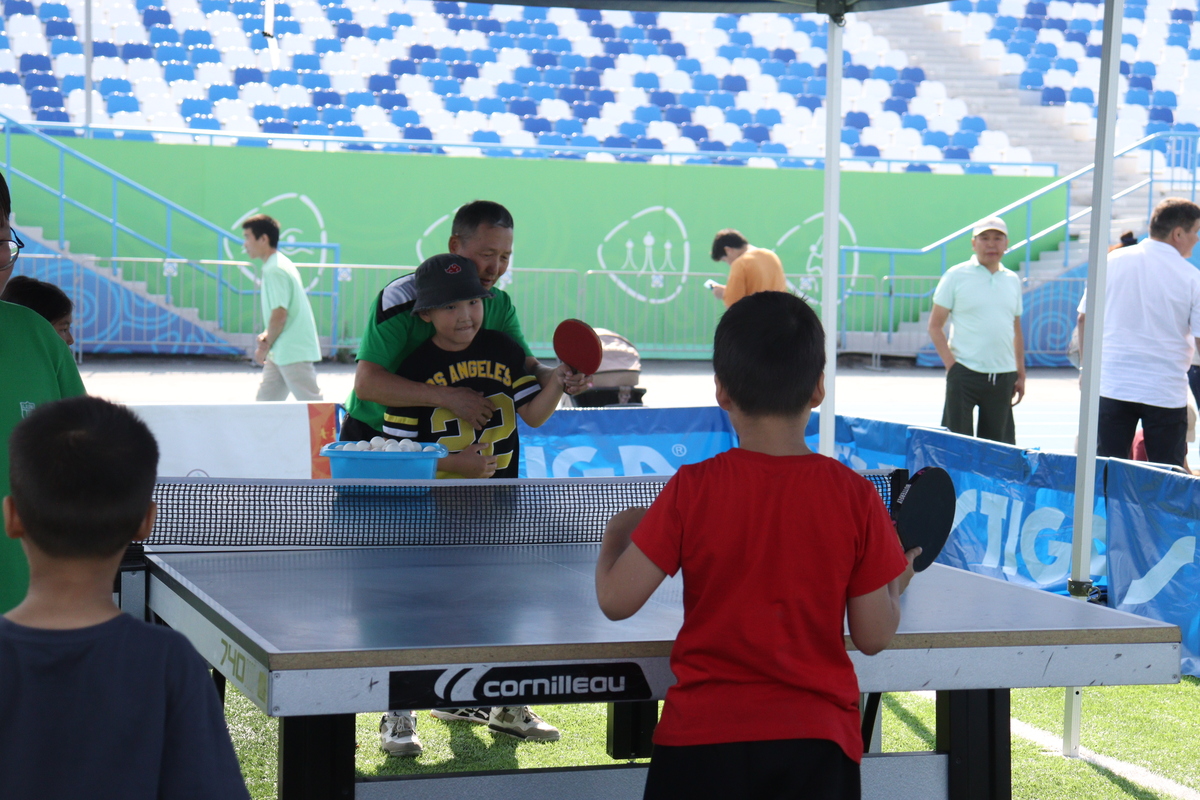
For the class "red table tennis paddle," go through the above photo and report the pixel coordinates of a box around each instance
[891,466,956,572]
[553,319,604,375]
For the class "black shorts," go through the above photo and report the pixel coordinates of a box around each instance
[339,415,385,442]
[643,738,860,800]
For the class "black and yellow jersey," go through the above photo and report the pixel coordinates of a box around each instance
[382,329,540,478]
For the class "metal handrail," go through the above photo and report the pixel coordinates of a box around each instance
[841,131,1198,276]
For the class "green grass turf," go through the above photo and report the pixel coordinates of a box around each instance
[227,685,1196,800]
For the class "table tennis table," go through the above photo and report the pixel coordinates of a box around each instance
[127,476,1181,800]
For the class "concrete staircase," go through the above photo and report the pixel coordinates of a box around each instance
[862,5,1158,278]
[13,220,253,351]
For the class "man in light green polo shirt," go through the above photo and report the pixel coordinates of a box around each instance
[927,216,1025,444]
[244,214,323,401]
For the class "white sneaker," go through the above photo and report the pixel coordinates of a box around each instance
[379,710,422,756]
[430,707,490,724]
[488,706,561,741]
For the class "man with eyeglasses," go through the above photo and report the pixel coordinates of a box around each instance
[0,172,86,612]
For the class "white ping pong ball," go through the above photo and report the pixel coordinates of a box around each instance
[370,436,386,449]
[423,445,438,452]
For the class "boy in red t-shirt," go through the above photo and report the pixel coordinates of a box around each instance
[595,291,919,800]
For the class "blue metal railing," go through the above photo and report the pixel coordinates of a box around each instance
[839,131,1200,342]
[0,114,343,335]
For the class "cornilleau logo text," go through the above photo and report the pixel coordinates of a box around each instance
[389,663,652,709]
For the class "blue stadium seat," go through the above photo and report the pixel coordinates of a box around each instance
[337,22,363,39]
[943,146,971,160]
[693,73,719,92]
[538,132,569,146]
[321,106,352,124]
[892,80,918,99]
[441,95,470,112]
[389,59,417,76]
[854,144,881,158]
[332,124,364,139]
[368,26,393,41]
[367,74,396,93]
[1064,30,1088,46]
[573,69,600,87]
[508,98,537,116]
[681,124,707,141]
[1125,88,1151,106]
[633,72,659,90]
[721,74,748,93]
[183,30,213,47]
[634,105,662,123]
[267,70,298,87]
[572,101,600,119]
[1132,60,1157,77]
[24,73,58,90]
[678,91,705,107]
[432,78,461,95]
[1171,8,1194,21]
[1018,70,1044,89]
[952,130,979,148]
[965,164,994,175]
[568,134,596,148]
[558,87,585,104]
[312,90,341,107]
[236,137,268,147]
[496,82,523,100]
[1034,42,1057,58]
[378,92,408,110]
[39,2,70,19]
[302,73,332,89]
[472,48,499,64]
[294,53,322,71]
[906,162,932,173]
[52,40,84,56]
[662,42,686,58]
[99,77,133,96]
[543,67,570,85]
[143,7,170,26]
[209,84,238,101]
[760,59,786,78]
[603,135,632,148]
[1044,17,1066,31]
[390,108,419,126]
[45,19,76,37]
[635,136,663,150]
[559,53,585,70]
[778,76,805,94]
[1,70,26,85]
[1148,107,1174,123]
[754,108,783,127]
[188,115,220,130]
[725,108,751,126]
[844,110,870,129]
[20,54,53,73]
[663,105,691,124]
[619,121,646,138]
[631,41,658,57]
[742,124,770,143]
[675,57,701,74]
[841,127,860,145]
[923,129,949,147]
[121,43,153,61]
[960,115,986,133]
[422,61,452,78]
[253,104,286,122]
[1006,41,1033,57]
[1068,86,1094,105]
[30,89,64,109]
[297,122,331,136]
[181,98,213,117]
[698,139,726,152]
[899,66,925,83]
[555,118,583,136]
[844,64,870,81]
[760,142,787,155]
[326,6,353,23]
[649,90,674,107]
[472,130,502,143]
[1040,86,1066,106]
[191,47,221,65]
[1127,74,1153,91]
[234,67,264,86]
[795,95,822,111]
[1052,57,1078,74]
[1153,90,1177,108]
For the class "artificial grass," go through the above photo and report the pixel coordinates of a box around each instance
[227,685,1197,800]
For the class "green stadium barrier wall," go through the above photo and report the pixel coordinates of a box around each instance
[7,137,1065,357]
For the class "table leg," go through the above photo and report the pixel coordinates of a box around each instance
[936,689,1011,800]
[278,714,356,800]
[606,701,657,760]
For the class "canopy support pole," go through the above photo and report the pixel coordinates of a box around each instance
[819,17,843,457]
[1064,0,1123,759]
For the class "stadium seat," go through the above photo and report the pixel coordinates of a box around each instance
[1041,86,1066,105]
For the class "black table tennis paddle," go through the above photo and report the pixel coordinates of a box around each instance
[891,466,956,572]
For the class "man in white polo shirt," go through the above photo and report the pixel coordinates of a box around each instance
[927,216,1026,444]
[1077,198,1200,468]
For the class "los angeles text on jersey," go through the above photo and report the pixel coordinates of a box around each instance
[425,359,514,387]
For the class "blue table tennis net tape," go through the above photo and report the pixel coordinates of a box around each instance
[145,471,903,548]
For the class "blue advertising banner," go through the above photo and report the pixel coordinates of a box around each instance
[517,407,737,478]
[908,428,1105,593]
[1107,459,1200,677]
[805,412,912,471]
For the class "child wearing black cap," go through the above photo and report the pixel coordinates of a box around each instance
[378,253,570,755]
[380,253,568,479]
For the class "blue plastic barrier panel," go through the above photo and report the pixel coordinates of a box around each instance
[908,428,1105,593]
[1107,459,1200,677]
[517,407,736,477]
[805,412,911,470]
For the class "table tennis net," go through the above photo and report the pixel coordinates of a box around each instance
[147,470,904,548]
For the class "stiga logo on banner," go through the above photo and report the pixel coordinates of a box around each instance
[908,428,1106,593]
[389,663,653,709]
[517,407,736,478]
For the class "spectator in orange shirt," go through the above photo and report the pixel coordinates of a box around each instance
[706,229,788,308]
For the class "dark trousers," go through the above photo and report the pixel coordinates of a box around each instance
[941,364,1017,444]
[643,738,860,800]
[1188,365,1200,410]
[339,415,384,442]
[1097,396,1187,468]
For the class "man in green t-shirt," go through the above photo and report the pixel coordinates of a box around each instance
[244,214,323,401]
[341,200,589,441]
[0,172,87,611]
